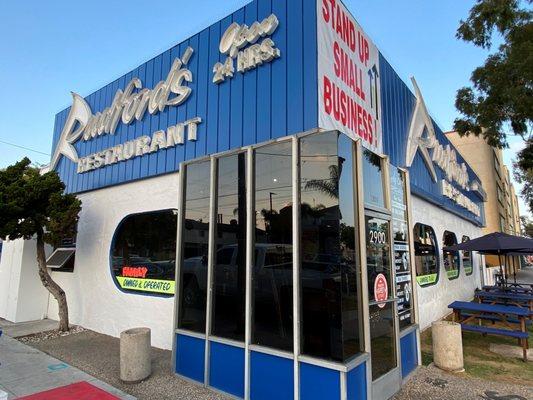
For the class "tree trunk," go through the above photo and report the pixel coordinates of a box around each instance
[36,230,69,332]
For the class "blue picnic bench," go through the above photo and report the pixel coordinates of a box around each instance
[448,300,530,361]
[475,290,533,313]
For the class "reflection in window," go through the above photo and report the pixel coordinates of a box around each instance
[413,223,439,286]
[362,150,385,209]
[111,210,177,296]
[212,154,247,341]
[462,236,473,275]
[179,161,210,333]
[253,141,293,351]
[443,231,460,280]
[300,132,361,362]
[365,216,396,380]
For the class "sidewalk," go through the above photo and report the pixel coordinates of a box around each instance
[0,333,135,399]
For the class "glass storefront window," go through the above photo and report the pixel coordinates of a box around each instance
[462,236,473,275]
[212,153,247,341]
[300,132,362,362]
[111,210,177,296]
[253,141,293,351]
[390,166,414,329]
[178,161,211,333]
[443,231,460,280]
[414,223,439,286]
[362,149,385,209]
[365,216,396,380]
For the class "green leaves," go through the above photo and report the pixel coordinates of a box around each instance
[455,0,533,212]
[0,157,81,246]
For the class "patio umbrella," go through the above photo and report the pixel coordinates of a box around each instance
[443,232,533,285]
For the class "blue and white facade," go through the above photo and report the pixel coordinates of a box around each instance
[45,1,486,399]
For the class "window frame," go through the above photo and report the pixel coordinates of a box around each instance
[461,235,473,276]
[442,230,460,280]
[413,223,440,287]
[110,208,178,298]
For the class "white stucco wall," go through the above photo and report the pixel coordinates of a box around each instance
[411,195,483,331]
[47,173,179,349]
[0,238,50,322]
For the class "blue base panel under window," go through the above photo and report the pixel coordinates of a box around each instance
[347,362,367,400]
[209,341,245,398]
[250,351,293,400]
[175,334,205,383]
[300,362,340,400]
[400,330,418,378]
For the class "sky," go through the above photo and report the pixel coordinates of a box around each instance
[0,0,528,216]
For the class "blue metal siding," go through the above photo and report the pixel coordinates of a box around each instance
[300,362,340,400]
[175,334,205,383]
[209,342,245,398]
[379,54,484,226]
[400,330,418,378]
[51,0,318,194]
[346,362,366,400]
[250,351,293,400]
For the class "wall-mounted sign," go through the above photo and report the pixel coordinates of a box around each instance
[374,273,388,308]
[317,0,382,153]
[405,77,471,190]
[51,47,199,172]
[213,14,280,84]
[441,179,481,217]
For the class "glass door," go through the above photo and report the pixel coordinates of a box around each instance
[366,213,400,399]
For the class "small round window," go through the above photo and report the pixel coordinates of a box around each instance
[462,236,473,276]
[111,209,177,296]
[413,223,439,286]
[443,231,460,280]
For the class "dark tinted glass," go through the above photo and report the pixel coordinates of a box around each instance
[362,150,385,209]
[179,161,210,332]
[111,210,177,296]
[462,236,473,275]
[443,231,460,280]
[253,141,293,351]
[300,132,361,362]
[365,216,396,380]
[212,154,247,341]
[413,224,439,286]
[390,167,414,329]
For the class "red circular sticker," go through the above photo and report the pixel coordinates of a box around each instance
[374,273,388,308]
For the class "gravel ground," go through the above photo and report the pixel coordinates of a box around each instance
[24,329,532,400]
[393,364,533,400]
[26,329,229,400]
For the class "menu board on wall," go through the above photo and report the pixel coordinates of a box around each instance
[390,166,414,329]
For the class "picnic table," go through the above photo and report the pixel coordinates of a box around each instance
[448,300,530,361]
[482,284,532,294]
[475,290,533,313]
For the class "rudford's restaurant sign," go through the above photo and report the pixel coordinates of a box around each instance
[405,78,482,217]
[51,14,281,174]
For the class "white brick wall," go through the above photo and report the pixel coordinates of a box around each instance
[411,195,483,331]
[47,173,179,349]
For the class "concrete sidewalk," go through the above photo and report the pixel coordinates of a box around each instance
[0,333,135,399]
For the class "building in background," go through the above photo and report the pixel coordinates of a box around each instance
[446,132,522,274]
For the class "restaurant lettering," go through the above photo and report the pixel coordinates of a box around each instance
[116,276,175,295]
[317,0,382,153]
[213,14,280,84]
[51,47,197,170]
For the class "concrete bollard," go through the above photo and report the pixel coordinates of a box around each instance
[120,327,152,383]
[432,321,464,372]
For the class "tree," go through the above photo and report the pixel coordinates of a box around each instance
[454,0,533,211]
[0,158,81,331]
[520,215,533,237]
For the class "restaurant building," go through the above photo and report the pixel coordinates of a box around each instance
[1,0,487,399]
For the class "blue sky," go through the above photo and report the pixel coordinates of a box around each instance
[0,0,527,215]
